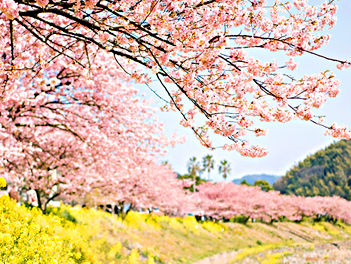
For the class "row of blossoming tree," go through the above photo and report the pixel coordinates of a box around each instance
[196,181,351,224]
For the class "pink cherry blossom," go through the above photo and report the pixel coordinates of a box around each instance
[0,0,350,160]
[197,181,351,224]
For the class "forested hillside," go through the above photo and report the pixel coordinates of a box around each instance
[273,140,351,200]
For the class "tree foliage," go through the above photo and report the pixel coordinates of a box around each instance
[187,157,203,177]
[274,140,351,200]
[1,0,351,158]
[203,154,214,181]
[240,179,250,186]
[177,173,207,192]
[253,180,273,192]
[218,160,231,180]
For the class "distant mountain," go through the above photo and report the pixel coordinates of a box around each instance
[273,140,351,200]
[232,174,281,185]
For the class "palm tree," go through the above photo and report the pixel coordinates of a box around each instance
[187,157,202,192]
[218,160,231,180]
[203,154,214,181]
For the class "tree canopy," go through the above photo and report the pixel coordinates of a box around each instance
[1,0,350,158]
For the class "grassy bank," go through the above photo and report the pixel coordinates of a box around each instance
[1,195,350,263]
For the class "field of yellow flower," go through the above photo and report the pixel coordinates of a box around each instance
[2,195,351,264]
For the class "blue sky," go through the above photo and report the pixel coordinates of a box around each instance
[136,1,351,181]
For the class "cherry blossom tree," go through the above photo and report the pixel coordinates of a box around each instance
[90,163,195,219]
[0,44,185,212]
[0,0,189,214]
[1,0,350,157]
[196,181,351,224]
[1,100,183,213]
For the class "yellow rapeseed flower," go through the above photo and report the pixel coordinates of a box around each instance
[0,177,6,188]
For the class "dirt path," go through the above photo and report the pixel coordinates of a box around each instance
[194,241,351,264]
[194,250,238,264]
[279,241,351,264]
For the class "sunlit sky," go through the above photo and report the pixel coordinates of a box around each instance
[136,1,351,182]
